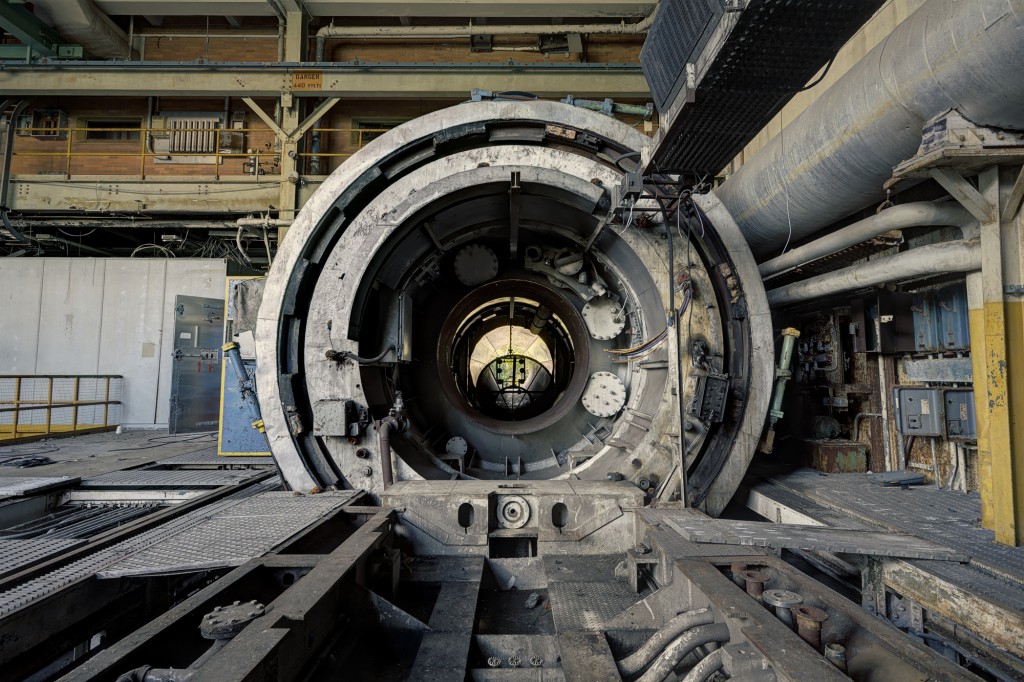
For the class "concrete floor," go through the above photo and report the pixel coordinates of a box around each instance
[0,430,221,479]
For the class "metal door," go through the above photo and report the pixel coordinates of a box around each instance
[169,295,224,434]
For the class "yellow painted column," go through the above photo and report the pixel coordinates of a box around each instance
[966,272,993,528]
[980,167,1022,545]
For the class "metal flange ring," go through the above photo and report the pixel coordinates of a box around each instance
[496,494,531,529]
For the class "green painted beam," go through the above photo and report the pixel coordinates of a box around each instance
[0,1,65,56]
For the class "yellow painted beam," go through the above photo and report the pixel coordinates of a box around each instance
[979,167,1022,546]
[966,273,993,528]
[1006,297,1024,543]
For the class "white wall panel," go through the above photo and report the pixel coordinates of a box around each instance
[0,259,44,372]
[0,258,226,427]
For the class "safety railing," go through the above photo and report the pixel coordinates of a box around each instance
[0,375,123,444]
[10,125,393,180]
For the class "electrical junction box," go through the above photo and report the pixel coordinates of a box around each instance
[893,387,944,436]
[943,389,976,439]
[935,283,970,351]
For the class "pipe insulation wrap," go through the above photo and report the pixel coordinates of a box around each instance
[616,608,715,677]
[767,239,980,306]
[635,623,731,682]
[758,202,973,278]
[717,0,1024,256]
[31,0,138,59]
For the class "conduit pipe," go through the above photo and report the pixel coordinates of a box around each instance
[636,623,731,682]
[680,648,726,682]
[31,0,138,59]
[314,7,657,61]
[716,0,1024,257]
[767,239,980,306]
[758,202,974,280]
[615,608,714,678]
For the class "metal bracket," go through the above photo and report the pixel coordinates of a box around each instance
[928,168,996,223]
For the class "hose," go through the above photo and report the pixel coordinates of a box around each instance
[378,416,399,488]
[680,647,726,682]
[616,608,714,678]
[636,623,731,682]
[326,344,395,365]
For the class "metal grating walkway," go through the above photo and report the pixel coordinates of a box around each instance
[758,469,1024,585]
[0,538,85,575]
[645,508,969,562]
[0,476,77,498]
[80,469,265,488]
[155,452,273,467]
[98,490,359,577]
[0,480,301,616]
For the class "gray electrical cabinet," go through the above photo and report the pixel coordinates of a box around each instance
[893,387,944,436]
[943,389,977,439]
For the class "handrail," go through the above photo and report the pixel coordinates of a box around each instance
[10,125,395,179]
[0,374,123,444]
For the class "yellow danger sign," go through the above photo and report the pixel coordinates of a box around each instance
[291,71,323,90]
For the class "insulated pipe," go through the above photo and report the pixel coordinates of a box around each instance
[766,239,980,306]
[635,623,731,682]
[31,0,138,59]
[377,417,398,489]
[616,608,714,678]
[376,391,406,489]
[716,0,1024,256]
[680,648,726,682]
[314,8,657,61]
[758,202,974,280]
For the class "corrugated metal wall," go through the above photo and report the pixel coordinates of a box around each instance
[0,258,226,427]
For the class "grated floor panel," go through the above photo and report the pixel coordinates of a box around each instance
[0,476,77,498]
[155,452,274,467]
[0,481,283,616]
[651,510,968,562]
[80,469,265,488]
[547,581,639,632]
[0,538,86,574]
[762,469,1024,585]
[97,490,360,577]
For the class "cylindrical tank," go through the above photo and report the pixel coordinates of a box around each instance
[256,101,772,515]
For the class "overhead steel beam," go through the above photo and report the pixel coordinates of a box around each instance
[92,1,655,18]
[269,0,308,14]
[0,0,67,56]
[0,61,649,98]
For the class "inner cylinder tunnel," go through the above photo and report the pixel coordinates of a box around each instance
[256,101,771,513]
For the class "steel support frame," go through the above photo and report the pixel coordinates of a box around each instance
[242,92,339,233]
[0,1,68,56]
[747,481,1024,676]
[638,516,974,681]
[935,165,1024,546]
[58,507,393,681]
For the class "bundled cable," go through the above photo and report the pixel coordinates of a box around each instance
[606,287,692,362]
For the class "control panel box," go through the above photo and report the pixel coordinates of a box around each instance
[943,389,976,439]
[893,387,944,436]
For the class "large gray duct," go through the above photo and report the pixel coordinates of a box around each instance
[716,0,1024,258]
[31,0,137,59]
